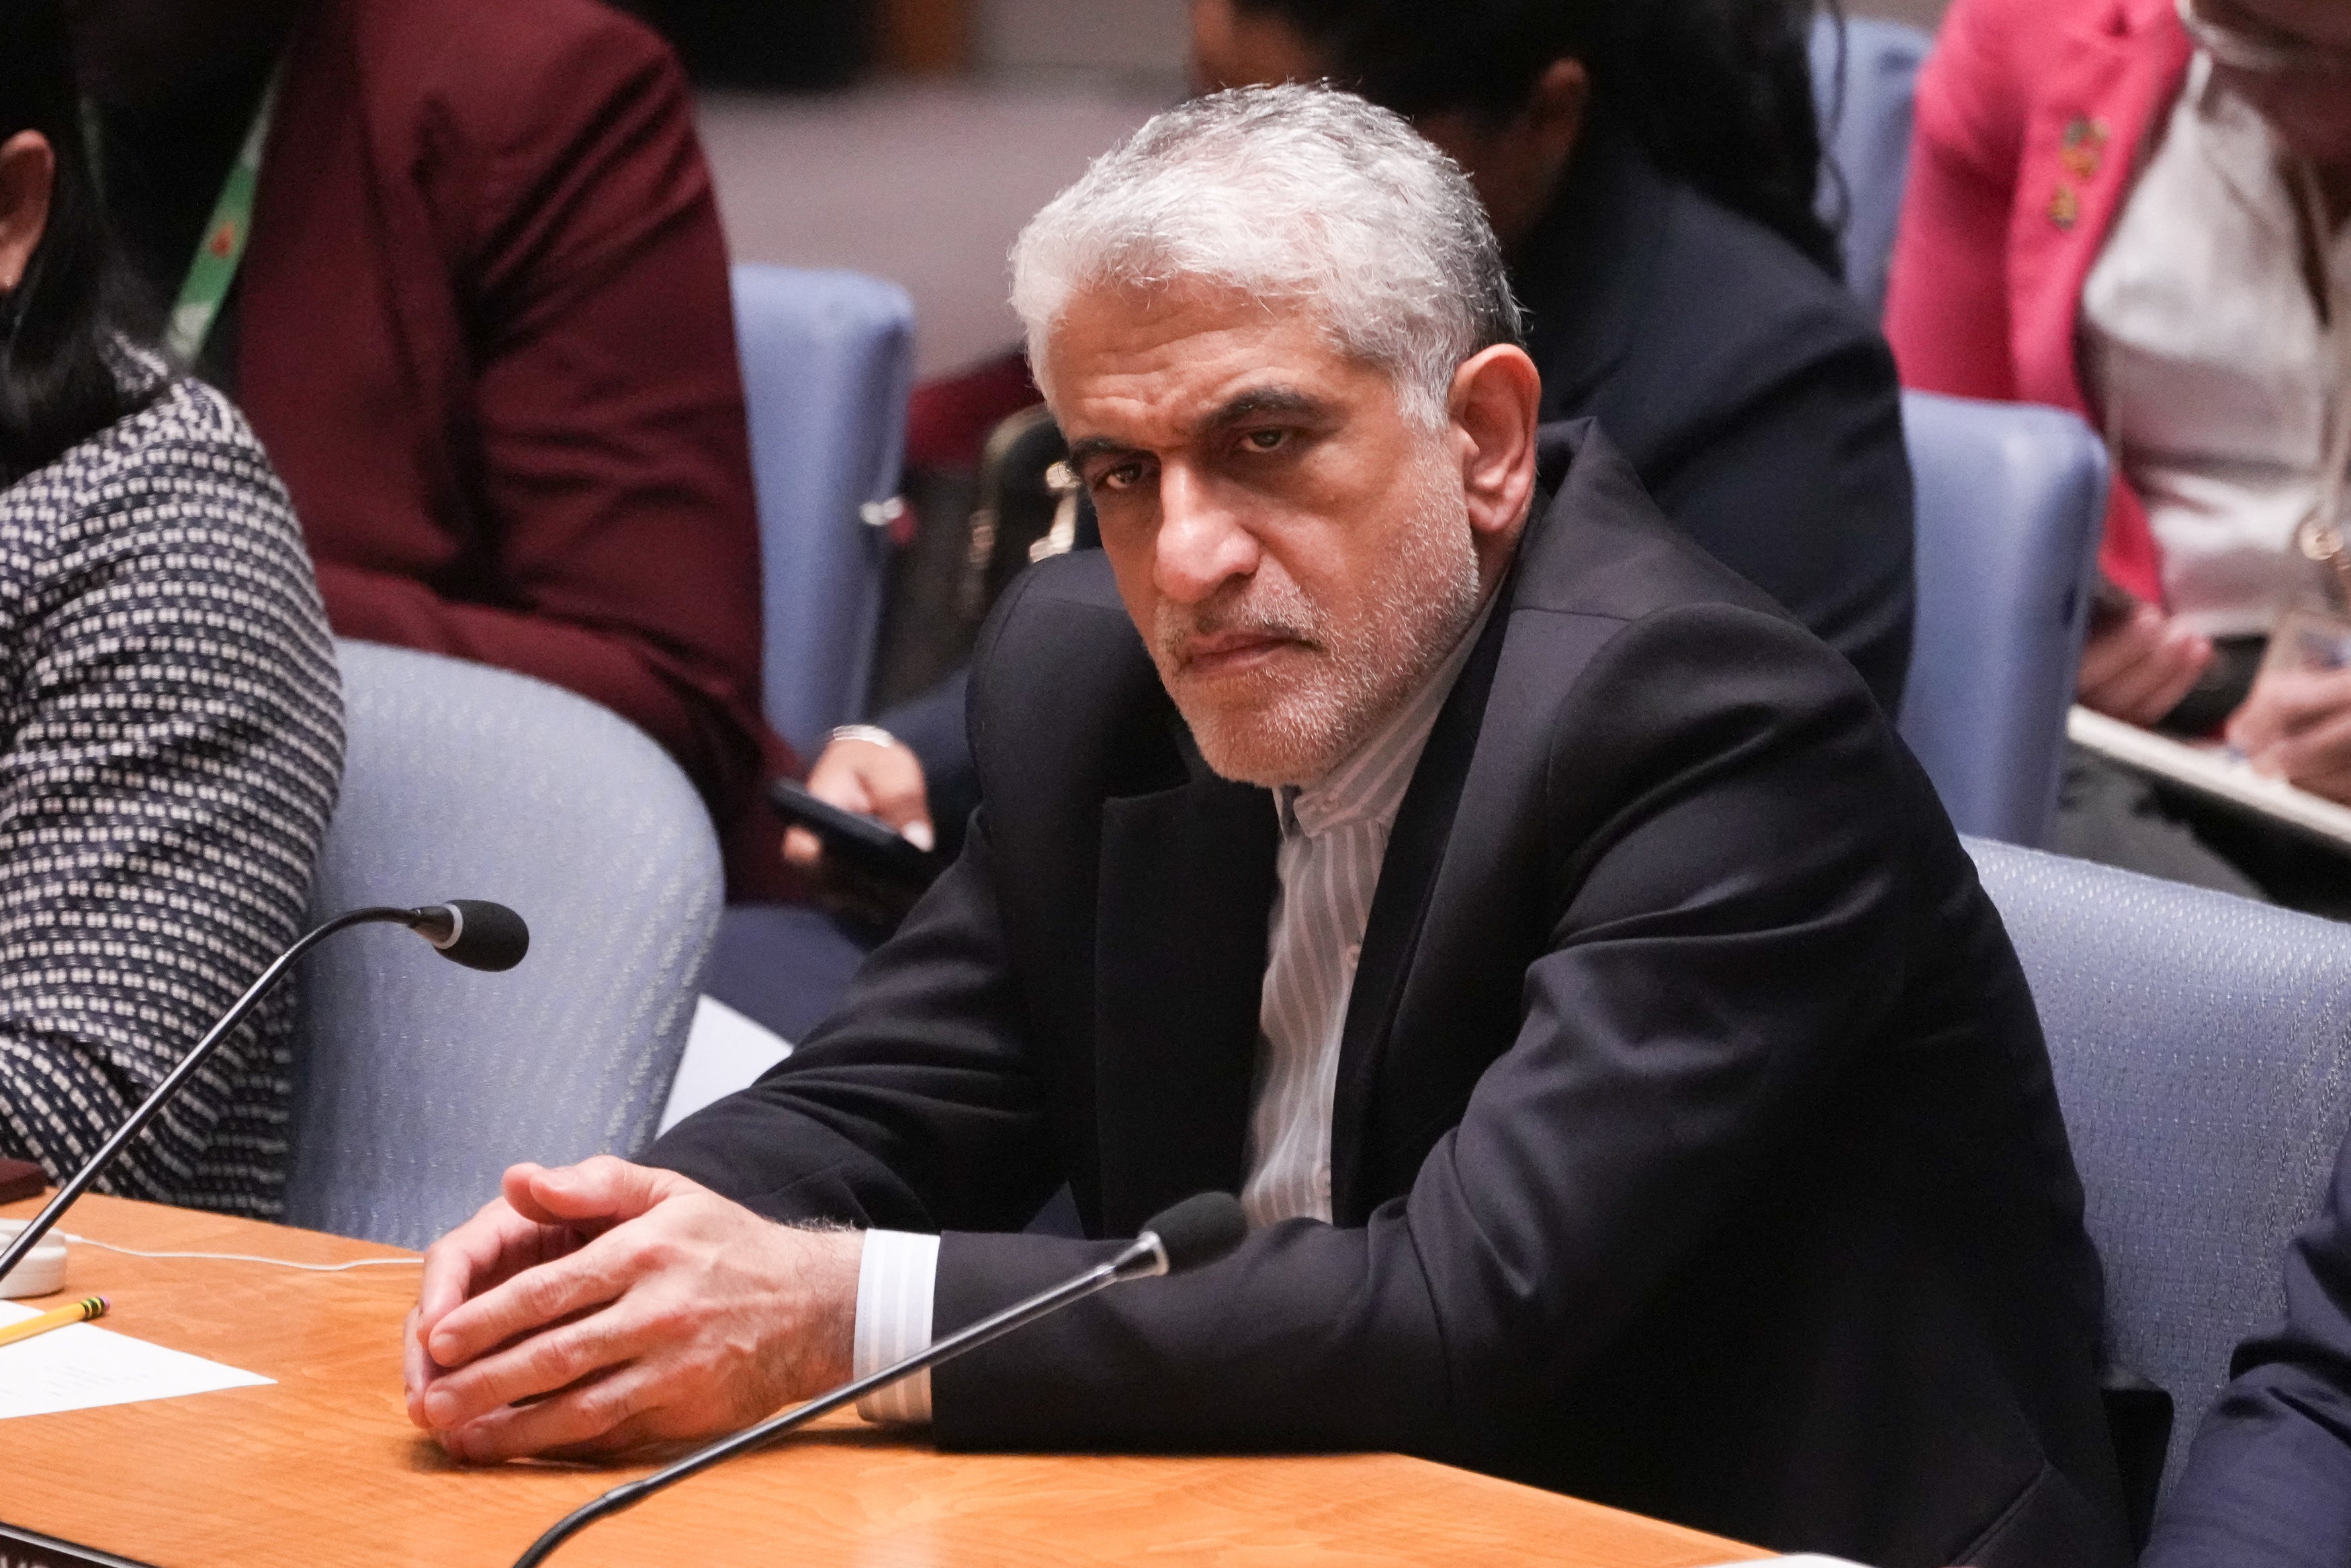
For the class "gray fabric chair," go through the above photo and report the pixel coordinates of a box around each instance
[706,264,915,1054]
[733,262,914,759]
[1969,837,2351,1491]
[1809,12,1932,320]
[283,641,721,1248]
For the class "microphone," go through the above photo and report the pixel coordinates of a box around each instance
[510,1191,1250,1568]
[408,899,532,973]
[0,901,530,1288]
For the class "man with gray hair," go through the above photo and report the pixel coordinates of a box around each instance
[403,86,2129,1568]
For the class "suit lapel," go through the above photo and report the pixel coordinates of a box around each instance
[1093,767,1279,1234]
[1328,567,1518,1223]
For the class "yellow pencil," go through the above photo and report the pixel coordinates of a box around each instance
[0,1295,107,1350]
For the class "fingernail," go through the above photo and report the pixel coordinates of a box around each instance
[903,821,936,852]
[425,1387,457,1425]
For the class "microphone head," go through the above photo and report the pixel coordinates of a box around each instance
[418,900,530,972]
[1139,1192,1247,1276]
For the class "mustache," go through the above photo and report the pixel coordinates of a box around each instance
[1155,592,1325,669]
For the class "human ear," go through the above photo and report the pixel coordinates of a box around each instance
[1448,343,1542,554]
[1523,58,1591,171]
[0,132,57,296]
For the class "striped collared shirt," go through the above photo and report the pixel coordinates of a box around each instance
[1241,590,1495,1226]
[852,588,1497,1421]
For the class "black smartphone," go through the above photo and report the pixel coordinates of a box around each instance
[769,777,944,893]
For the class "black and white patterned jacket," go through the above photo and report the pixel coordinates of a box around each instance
[0,375,343,1216]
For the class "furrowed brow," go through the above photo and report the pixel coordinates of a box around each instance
[1065,387,1328,472]
[1065,435,1141,470]
[1195,387,1326,435]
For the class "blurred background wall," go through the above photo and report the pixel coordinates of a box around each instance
[636,0,1952,91]
[1849,0,1945,26]
[964,0,1947,79]
[654,0,1953,376]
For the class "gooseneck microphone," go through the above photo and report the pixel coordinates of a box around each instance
[0,901,529,1287]
[510,1191,1250,1568]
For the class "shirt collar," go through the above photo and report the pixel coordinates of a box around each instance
[2185,52,2293,228]
[1278,588,1499,841]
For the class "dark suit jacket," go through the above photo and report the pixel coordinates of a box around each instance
[2143,1132,2351,1568]
[650,425,2123,1568]
[1521,124,1916,715]
[240,0,777,837]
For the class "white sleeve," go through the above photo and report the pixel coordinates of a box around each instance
[851,1229,940,1424]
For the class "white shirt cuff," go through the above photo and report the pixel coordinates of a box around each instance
[852,1228,940,1424]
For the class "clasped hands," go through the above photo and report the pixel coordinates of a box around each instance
[402,1156,863,1463]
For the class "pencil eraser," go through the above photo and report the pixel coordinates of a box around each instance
[0,1219,67,1298]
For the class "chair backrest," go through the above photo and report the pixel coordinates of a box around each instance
[732,262,917,757]
[1968,837,2351,1488]
[1898,391,2109,845]
[1810,13,1932,320]
[283,641,722,1248]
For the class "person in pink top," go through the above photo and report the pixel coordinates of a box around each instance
[1887,0,2351,903]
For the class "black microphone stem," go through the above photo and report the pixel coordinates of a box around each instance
[511,1233,1170,1568]
[0,906,438,1283]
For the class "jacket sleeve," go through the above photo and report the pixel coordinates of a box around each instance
[0,391,343,1207]
[320,13,772,818]
[2142,1134,2351,1568]
[1884,0,2027,400]
[913,606,1923,1463]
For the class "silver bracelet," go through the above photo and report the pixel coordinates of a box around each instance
[828,724,899,751]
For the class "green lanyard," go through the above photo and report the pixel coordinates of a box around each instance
[83,60,283,365]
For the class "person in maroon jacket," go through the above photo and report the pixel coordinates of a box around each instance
[69,0,787,889]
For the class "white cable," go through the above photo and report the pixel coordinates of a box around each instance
[57,1234,422,1272]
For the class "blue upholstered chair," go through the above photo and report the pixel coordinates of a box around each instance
[1810,12,1932,319]
[1898,391,2109,846]
[283,641,723,1249]
[732,262,917,758]
[1969,837,2351,1491]
[701,265,918,1058]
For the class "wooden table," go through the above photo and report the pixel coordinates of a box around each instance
[0,1195,1758,1568]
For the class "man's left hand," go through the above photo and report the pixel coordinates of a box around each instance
[404,1156,862,1463]
[2227,665,2351,802]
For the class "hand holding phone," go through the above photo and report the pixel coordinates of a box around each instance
[770,778,945,927]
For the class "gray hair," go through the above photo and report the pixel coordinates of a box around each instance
[1009,83,1524,429]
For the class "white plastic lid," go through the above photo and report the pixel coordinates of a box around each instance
[0,1219,68,1298]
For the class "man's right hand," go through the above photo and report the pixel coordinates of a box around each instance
[2078,602,2214,727]
[403,1157,861,1463]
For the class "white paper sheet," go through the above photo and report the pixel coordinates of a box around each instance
[658,994,794,1134]
[0,1299,271,1420]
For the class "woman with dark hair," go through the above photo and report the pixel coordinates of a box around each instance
[1192,0,1916,714]
[0,0,343,1215]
